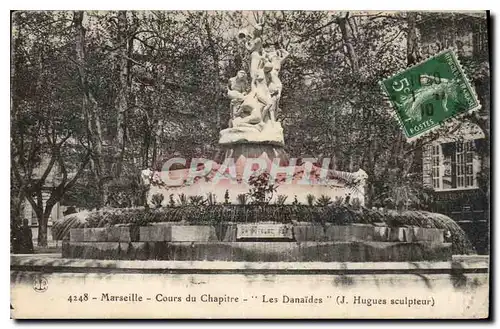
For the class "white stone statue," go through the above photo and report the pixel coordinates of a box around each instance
[252,67,272,107]
[271,48,289,73]
[244,19,265,80]
[228,70,249,96]
[219,18,288,145]
[263,46,289,122]
[232,96,265,130]
[227,70,249,124]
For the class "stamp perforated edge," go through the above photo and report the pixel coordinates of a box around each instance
[379,48,482,144]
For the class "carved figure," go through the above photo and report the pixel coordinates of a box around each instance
[232,95,265,130]
[271,48,289,73]
[245,19,265,79]
[227,70,249,122]
[223,17,290,134]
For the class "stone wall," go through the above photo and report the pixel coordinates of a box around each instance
[63,223,449,262]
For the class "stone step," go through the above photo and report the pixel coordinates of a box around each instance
[62,241,453,262]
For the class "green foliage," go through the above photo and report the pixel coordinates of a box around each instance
[372,170,430,211]
[333,196,344,206]
[169,194,176,207]
[275,195,288,205]
[178,193,188,206]
[206,192,217,206]
[61,179,101,210]
[107,176,148,208]
[151,193,164,208]
[306,194,316,206]
[189,195,206,206]
[236,194,248,205]
[351,197,362,210]
[316,195,332,207]
[247,171,278,206]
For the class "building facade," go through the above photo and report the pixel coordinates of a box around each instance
[419,12,490,254]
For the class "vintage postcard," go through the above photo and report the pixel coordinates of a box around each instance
[10,10,490,319]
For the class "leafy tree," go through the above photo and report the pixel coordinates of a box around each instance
[11,11,91,246]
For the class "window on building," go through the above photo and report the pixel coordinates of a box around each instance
[432,140,478,191]
[455,140,475,188]
[472,20,488,57]
[432,145,441,189]
[455,142,464,187]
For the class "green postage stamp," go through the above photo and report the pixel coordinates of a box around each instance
[380,49,481,141]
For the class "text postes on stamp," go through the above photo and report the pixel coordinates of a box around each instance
[380,49,481,141]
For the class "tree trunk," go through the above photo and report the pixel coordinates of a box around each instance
[115,10,129,178]
[142,117,150,168]
[37,214,49,247]
[338,14,359,74]
[11,188,26,223]
[402,12,423,176]
[204,15,221,131]
[74,11,107,207]
[152,119,163,167]
[37,197,56,247]
[406,12,421,66]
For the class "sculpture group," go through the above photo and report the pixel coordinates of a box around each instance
[221,18,289,145]
[141,17,368,206]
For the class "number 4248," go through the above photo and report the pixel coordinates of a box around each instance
[68,293,89,302]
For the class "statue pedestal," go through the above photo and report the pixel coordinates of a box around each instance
[219,120,288,165]
[221,143,288,164]
[219,120,284,147]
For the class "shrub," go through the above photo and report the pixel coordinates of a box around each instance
[168,194,176,207]
[237,194,248,205]
[316,195,332,207]
[224,190,230,205]
[189,195,206,206]
[247,171,277,205]
[151,193,164,208]
[351,197,362,210]
[333,196,344,206]
[206,192,217,206]
[106,176,148,208]
[306,194,316,206]
[275,195,288,205]
[178,193,188,206]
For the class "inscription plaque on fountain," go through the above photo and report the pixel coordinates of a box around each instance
[236,224,293,240]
